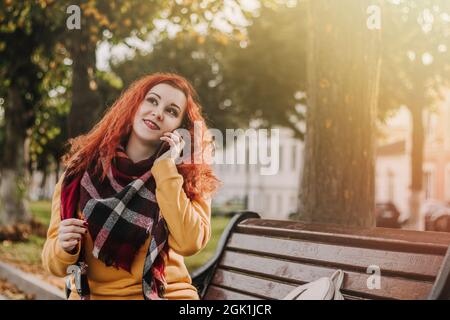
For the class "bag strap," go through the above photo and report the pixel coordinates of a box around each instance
[282,283,308,300]
[330,270,344,288]
[330,270,345,300]
[282,270,346,300]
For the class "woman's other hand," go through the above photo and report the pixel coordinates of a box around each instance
[58,218,87,253]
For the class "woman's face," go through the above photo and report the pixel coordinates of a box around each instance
[131,83,187,144]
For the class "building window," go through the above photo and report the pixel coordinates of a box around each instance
[388,170,395,202]
[279,145,283,172]
[292,145,297,171]
[424,170,434,200]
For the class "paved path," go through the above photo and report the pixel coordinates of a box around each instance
[0,261,64,300]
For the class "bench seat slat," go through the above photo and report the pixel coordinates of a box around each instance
[219,250,433,300]
[226,233,443,279]
[210,269,295,300]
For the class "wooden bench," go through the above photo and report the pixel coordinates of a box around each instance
[191,212,450,300]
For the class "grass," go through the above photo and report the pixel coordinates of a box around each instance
[29,200,52,226]
[0,234,45,266]
[0,201,51,269]
[0,201,231,274]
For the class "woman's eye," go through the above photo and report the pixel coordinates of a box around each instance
[166,108,178,117]
[147,97,158,106]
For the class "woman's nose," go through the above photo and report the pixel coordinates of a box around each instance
[152,110,163,121]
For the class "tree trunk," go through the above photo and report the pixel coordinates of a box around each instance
[0,85,32,225]
[406,102,425,230]
[39,167,48,200]
[296,0,382,227]
[55,160,61,179]
[67,30,102,138]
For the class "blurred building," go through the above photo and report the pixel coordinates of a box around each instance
[212,127,304,220]
[376,91,450,228]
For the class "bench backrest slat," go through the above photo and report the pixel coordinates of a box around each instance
[236,219,450,254]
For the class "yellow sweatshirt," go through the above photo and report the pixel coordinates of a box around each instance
[41,158,212,300]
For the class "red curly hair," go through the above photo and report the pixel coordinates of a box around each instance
[62,72,221,201]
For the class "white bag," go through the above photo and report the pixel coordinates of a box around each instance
[282,270,345,300]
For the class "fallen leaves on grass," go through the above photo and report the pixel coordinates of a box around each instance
[0,218,47,242]
[0,278,35,300]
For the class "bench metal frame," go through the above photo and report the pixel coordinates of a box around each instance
[191,211,260,298]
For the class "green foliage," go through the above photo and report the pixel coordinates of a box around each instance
[1,0,263,173]
[108,2,306,137]
[221,3,307,139]
[27,50,71,172]
[379,0,450,118]
[0,2,65,170]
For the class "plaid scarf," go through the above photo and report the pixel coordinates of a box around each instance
[61,140,170,300]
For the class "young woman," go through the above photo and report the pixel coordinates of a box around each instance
[41,73,221,300]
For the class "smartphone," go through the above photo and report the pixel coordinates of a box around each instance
[155,129,184,158]
[155,140,170,158]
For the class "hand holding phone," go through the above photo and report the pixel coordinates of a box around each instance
[155,129,185,163]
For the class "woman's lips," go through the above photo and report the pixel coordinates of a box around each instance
[143,119,160,130]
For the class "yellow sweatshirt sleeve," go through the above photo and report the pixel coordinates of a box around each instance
[151,158,212,257]
[41,173,81,277]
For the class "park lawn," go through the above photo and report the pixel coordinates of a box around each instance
[0,201,230,276]
[0,235,45,266]
[29,200,52,226]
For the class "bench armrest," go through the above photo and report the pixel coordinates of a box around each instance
[428,244,450,300]
[190,211,261,299]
